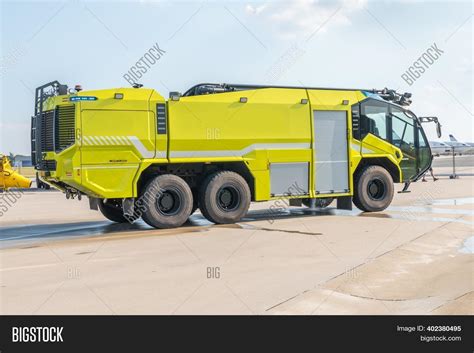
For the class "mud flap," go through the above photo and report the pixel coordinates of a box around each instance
[337,196,352,210]
[289,198,303,207]
[88,197,99,211]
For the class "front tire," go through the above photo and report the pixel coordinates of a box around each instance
[353,165,394,212]
[199,171,251,224]
[141,174,193,229]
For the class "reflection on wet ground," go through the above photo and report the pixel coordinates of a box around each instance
[424,197,474,206]
[459,236,474,254]
[388,205,472,215]
[1,197,472,248]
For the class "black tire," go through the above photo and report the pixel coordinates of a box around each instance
[36,174,50,189]
[199,171,251,224]
[353,165,394,212]
[190,189,199,216]
[99,199,130,223]
[141,174,193,229]
[302,197,333,208]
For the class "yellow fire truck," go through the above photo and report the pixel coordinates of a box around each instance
[31,81,439,228]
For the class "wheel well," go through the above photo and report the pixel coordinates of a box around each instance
[137,162,256,201]
[354,157,401,183]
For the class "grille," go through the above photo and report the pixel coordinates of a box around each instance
[41,110,55,152]
[40,160,57,171]
[56,104,75,151]
[157,103,167,134]
[31,105,75,171]
[351,105,360,140]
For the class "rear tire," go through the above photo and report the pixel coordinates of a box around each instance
[199,171,251,224]
[141,174,193,229]
[353,165,394,212]
[99,199,131,223]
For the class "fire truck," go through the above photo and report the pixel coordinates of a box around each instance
[31,81,440,228]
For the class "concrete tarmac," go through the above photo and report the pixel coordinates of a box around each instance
[0,175,472,315]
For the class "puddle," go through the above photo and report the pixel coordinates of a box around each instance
[1,198,472,249]
[227,222,322,236]
[459,236,474,254]
[360,213,473,225]
[388,206,473,216]
[0,221,150,242]
[424,197,474,206]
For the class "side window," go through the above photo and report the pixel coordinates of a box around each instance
[360,100,389,140]
[417,127,431,172]
[418,128,427,147]
[391,116,406,147]
[390,108,416,158]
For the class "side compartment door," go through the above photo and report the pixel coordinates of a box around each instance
[313,110,349,194]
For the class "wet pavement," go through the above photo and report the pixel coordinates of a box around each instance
[0,177,472,315]
[1,197,472,249]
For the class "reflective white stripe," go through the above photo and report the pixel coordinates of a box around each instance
[118,136,130,145]
[74,165,138,170]
[361,147,375,154]
[81,135,157,158]
[169,143,310,158]
[352,142,375,154]
[104,136,115,145]
[109,136,120,145]
[127,136,155,158]
[315,160,347,164]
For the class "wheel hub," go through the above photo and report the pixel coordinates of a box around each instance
[367,179,385,200]
[216,186,240,211]
[156,189,181,215]
[159,192,174,211]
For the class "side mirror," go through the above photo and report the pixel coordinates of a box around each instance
[436,122,442,138]
[169,92,181,101]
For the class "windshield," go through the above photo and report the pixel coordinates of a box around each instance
[357,99,432,181]
[390,107,432,181]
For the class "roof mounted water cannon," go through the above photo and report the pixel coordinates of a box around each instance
[372,88,412,106]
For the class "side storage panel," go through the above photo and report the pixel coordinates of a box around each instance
[270,162,309,197]
[313,110,349,194]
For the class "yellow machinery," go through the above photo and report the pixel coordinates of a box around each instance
[0,155,32,190]
[31,81,440,228]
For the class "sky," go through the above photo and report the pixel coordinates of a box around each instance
[1,0,472,155]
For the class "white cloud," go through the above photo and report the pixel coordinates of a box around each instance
[245,4,267,15]
[247,0,367,39]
